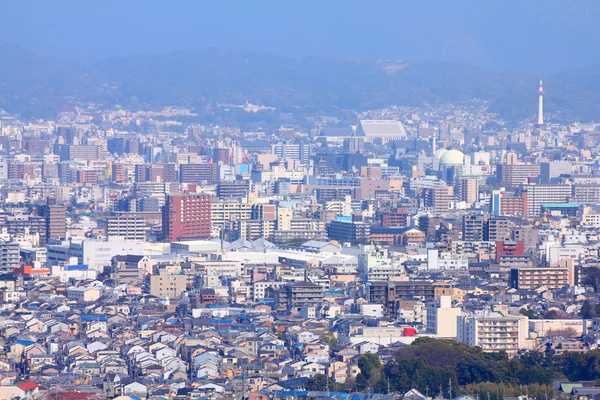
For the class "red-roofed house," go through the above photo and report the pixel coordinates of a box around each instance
[17,381,38,397]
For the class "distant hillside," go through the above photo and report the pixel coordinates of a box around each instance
[0,42,598,122]
[0,41,114,117]
[91,50,537,116]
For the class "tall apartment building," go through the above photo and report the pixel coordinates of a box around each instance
[112,163,126,184]
[7,163,25,180]
[216,181,250,199]
[272,142,311,163]
[381,209,409,228]
[491,190,528,217]
[210,201,252,233]
[0,215,46,238]
[0,242,20,272]
[510,265,574,290]
[276,281,324,313]
[58,163,77,184]
[572,184,600,204]
[179,163,218,183]
[213,147,230,164]
[135,164,177,183]
[520,183,572,216]
[457,178,478,205]
[235,219,276,240]
[496,164,541,186]
[423,184,453,213]
[484,217,511,242]
[38,200,66,242]
[328,220,370,245]
[54,144,100,161]
[457,313,529,355]
[107,215,146,240]
[251,204,277,221]
[162,194,211,242]
[77,170,98,185]
[368,281,440,314]
[462,214,487,241]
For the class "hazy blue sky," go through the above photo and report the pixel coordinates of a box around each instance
[2,0,599,74]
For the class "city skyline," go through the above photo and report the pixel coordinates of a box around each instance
[1,2,600,400]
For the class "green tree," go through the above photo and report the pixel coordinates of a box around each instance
[356,353,383,391]
[306,374,328,391]
[320,332,338,349]
[560,351,586,381]
[519,308,537,319]
[581,300,596,319]
[583,267,600,291]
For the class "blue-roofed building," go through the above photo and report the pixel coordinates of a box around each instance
[541,203,580,217]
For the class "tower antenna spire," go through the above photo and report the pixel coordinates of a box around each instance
[537,78,545,127]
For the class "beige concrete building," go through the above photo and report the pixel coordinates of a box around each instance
[458,178,478,205]
[457,313,529,355]
[210,200,251,234]
[277,207,293,230]
[67,286,102,302]
[150,269,187,299]
[510,261,576,290]
[426,295,462,338]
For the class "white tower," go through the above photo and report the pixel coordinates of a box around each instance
[537,79,545,126]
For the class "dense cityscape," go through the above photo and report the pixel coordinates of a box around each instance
[0,75,597,400]
[3,1,600,399]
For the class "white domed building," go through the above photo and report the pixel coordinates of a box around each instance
[434,148,448,160]
[438,149,466,183]
[439,149,465,167]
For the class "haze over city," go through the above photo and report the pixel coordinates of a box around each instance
[0,2,600,400]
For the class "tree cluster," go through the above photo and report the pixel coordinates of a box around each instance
[351,338,600,396]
